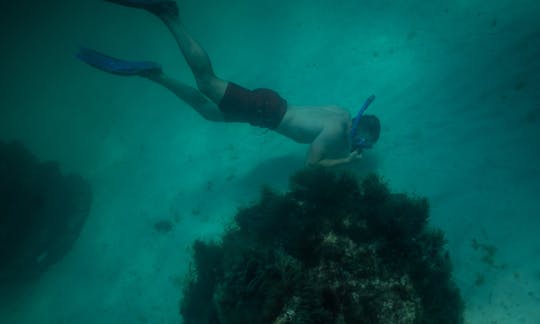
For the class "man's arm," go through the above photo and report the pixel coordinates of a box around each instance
[308,151,362,168]
[316,152,362,167]
[306,138,362,167]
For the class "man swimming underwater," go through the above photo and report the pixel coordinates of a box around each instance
[78,0,381,167]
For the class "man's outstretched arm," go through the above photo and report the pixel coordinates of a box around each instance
[306,140,361,168]
[308,152,362,168]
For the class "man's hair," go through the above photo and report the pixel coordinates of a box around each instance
[356,114,381,145]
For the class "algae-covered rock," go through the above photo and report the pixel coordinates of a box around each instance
[180,168,463,324]
[0,141,92,286]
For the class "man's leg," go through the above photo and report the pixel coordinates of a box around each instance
[76,46,225,121]
[145,72,225,122]
[156,10,229,105]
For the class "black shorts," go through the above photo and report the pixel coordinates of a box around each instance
[218,82,287,129]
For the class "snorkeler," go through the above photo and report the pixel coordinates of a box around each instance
[77,0,381,167]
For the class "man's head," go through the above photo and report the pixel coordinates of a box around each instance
[351,114,380,151]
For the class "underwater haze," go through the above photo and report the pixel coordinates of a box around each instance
[1,0,539,323]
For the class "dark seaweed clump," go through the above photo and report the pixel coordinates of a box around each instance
[180,168,463,324]
[0,141,92,286]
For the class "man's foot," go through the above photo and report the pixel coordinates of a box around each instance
[76,47,162,76]
[104,0,179,18]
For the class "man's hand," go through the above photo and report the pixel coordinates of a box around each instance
[346,150,363,163]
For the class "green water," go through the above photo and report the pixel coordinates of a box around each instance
[1,0,539,323]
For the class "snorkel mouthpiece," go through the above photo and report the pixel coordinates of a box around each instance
[350,95,376,150]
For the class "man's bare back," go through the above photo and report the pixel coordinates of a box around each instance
[276,105,354,166]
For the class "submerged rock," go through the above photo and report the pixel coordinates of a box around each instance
[0,141,92,286]
[180,168,463,323]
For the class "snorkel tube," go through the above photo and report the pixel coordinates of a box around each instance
[350,94,376,151]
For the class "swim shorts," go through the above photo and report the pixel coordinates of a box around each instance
[218,82,287,129]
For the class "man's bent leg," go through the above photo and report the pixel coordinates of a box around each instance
[157,12,228,105]
[103,1,228,104]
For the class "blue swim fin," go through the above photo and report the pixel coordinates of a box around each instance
[104,0,178,17]
[76,47,161,76]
